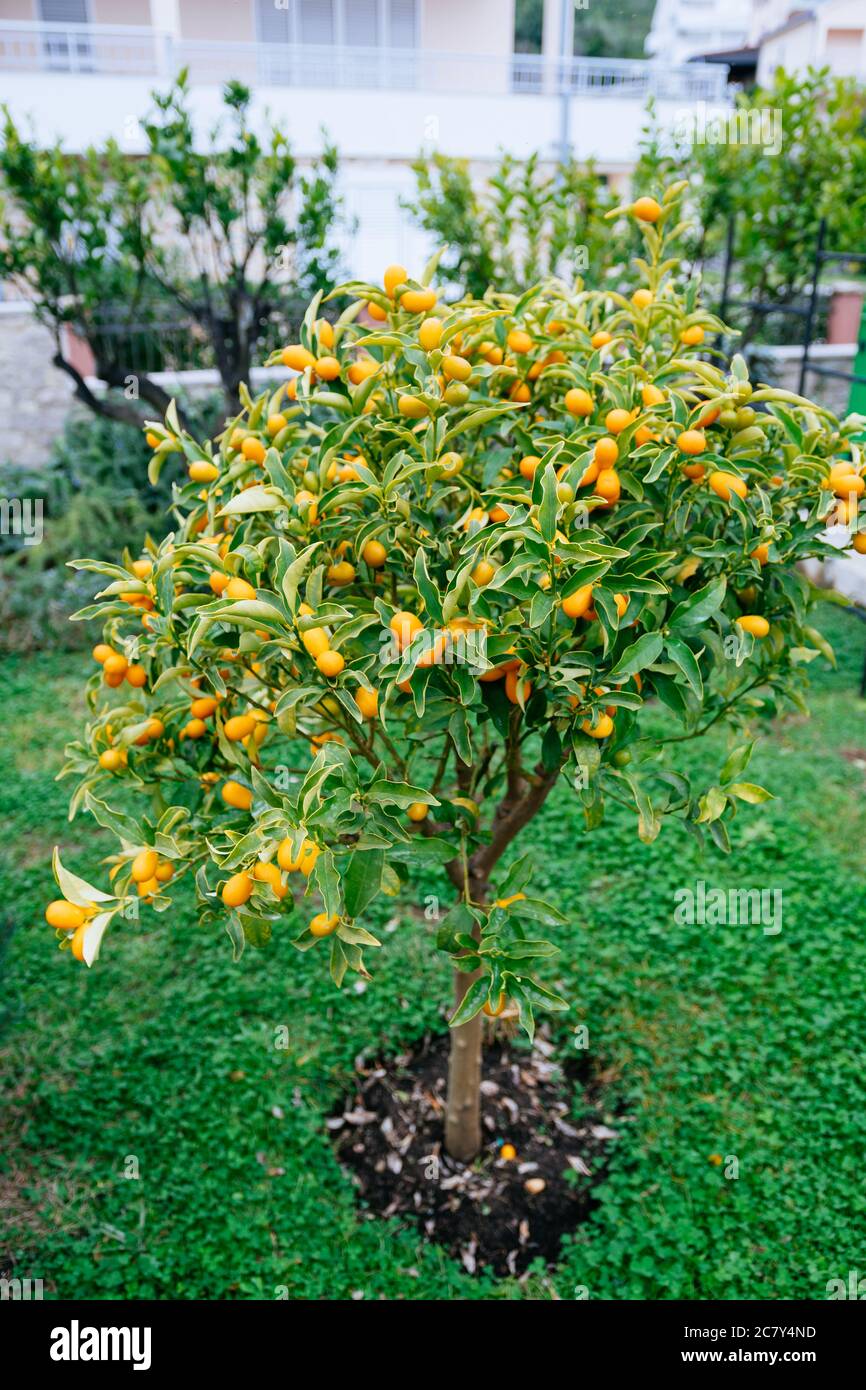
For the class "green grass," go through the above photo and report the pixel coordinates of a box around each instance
[2,606,865,1300]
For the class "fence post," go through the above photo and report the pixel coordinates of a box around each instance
[158,31,174,79]
[719,213,736,326]
[799,217,826,397]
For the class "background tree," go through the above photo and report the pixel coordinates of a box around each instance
[47,189,857,1165]
[408,149,625,297]
[411,69,866,342]
[513,0,656,59]
[0,76,346,430]
[636,69,866,347]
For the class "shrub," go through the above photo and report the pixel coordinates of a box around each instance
[0,406,208,652]
[408,150,627,297]
[47,185,860,1162]
[636,70,866,348]
[0,77,347,428]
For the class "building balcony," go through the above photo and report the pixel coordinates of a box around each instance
[0,21,729,103]
[0,18,731,274]
[0,21,732,301]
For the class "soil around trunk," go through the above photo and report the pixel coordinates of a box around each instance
[329,1029,620,1278]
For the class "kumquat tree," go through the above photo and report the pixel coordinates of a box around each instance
[47,183,864,1163]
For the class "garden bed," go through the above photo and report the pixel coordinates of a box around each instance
[330,1031,619,1277]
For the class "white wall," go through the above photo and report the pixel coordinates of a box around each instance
[756,18,816,83]
[420,0,514,57]
[337,164,434,282]
[748,0,799,46]
[646,0,751,64]
[0,68,726,275]
[756,0,866,82]
[0,70,710,164]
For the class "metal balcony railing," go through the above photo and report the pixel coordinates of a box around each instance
[0,21,730,102]
[0,22,166,76]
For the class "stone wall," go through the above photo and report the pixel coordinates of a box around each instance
[748,344,857,418]
[0,304,77,467]
[0,301,861,470]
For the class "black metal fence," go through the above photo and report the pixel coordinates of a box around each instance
[77,295,310,378]
[717,214,865,398]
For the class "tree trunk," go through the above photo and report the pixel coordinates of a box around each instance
[441,763,563,1163]
[445,961,484,1162]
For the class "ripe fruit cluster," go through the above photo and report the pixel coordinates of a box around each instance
[48,184,855,1036]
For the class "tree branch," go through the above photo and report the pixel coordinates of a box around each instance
[472,759,564,881]
[97,361,189,430]
[52,352,149,428]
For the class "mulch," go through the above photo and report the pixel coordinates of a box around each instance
[329,1029,620,1277]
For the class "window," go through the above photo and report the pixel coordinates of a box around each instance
[345,0,379,48]
[253,0,418,84]
[255,0,418,50]
[37,0,92,71]
[388,0,417,48]
[299,0,335,45]
[256,0,290,46]
[825,28,864,78]
[38,0,90,20]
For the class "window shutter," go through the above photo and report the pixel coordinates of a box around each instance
[344,0,379,49]
[38,0,89,21]
[299,0,335,44]
[255,0,291,45]
[388,0,417,48]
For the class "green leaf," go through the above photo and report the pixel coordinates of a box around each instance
[609,631,664,680]
[440,404,522,448]
[413,548,444,623]
[538,462,559,542]
[329,936,349,988]
[726,782,774,804]
[503,940,559,959]
[337,921,382,947]
[437,902,477,952]
[366,780,439,809]
[802,625,835,667]
[223,914,245,963]
[218,486,285,515]
[52,848,115,908]
[342,848,384,918]
[449,977,490,1028]
[448,707,473,766]
[83,793,143,847]
[516,976,570,1012]
[388,836,457,863]
[281,542,321,612]
[494,853,534,902]
[665,635,703,699]
[720,742,754,784]
[541,724,562,772]
[510,897,567,926]
[311,848,341,917]
[622,774,661,844]
[241,914,273,949]
[697,786,728,823]
[669,576,727,630]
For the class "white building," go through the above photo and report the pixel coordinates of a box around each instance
[755,0,866,83]
[0,0,729,279]
[645,0,752,66]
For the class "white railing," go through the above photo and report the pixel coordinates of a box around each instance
[0,22,729,101]
[0,22,166,76]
